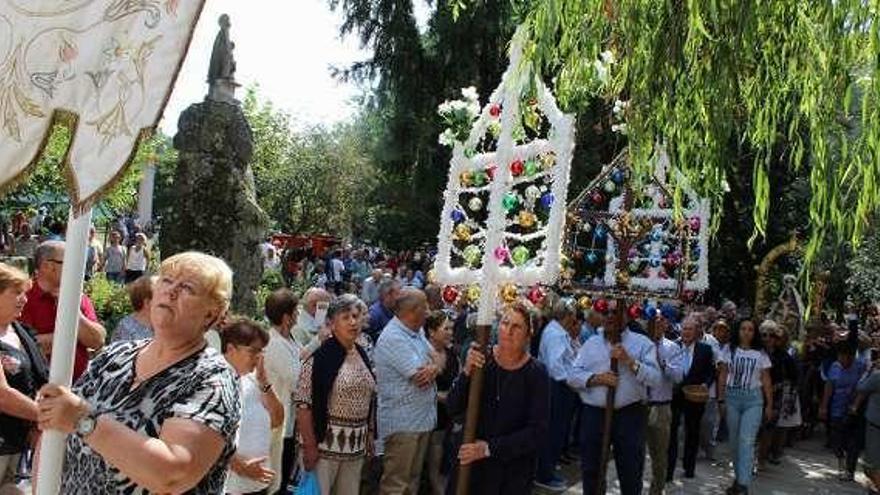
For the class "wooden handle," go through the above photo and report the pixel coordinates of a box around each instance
[455,324,491,495]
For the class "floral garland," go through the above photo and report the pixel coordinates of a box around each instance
[433,28,576,321]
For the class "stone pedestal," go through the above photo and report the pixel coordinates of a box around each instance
[160,99,267,314]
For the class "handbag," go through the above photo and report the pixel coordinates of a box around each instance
[294,470,320,495]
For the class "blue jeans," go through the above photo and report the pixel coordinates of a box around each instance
[726,387,764,487]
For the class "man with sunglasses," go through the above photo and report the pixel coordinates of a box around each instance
[19,241,106,380]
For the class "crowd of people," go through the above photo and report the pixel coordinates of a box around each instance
[0,231,877,495]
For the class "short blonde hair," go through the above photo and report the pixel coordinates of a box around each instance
[159,252,233,313]
[0,263,30,293]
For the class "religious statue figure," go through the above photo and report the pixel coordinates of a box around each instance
[207,14,239,104]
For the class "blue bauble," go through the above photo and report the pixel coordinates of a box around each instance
[650,230,663,242]
[451,209,465,223]
[692,246,701,257]
[611,169,626,184]
[540,192,555,209]
[645,305,658,319]
[586,252,599,264]
[660,244,670,255]
[649,256,662,268]
[594,225,607,240]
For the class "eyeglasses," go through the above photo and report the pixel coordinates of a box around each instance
[47,259,63,265]
[236,344,264,355]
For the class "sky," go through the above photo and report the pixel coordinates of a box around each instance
[161,0,432,135]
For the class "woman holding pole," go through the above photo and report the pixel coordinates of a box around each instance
[446,300,549,494]
[35,252,241,494]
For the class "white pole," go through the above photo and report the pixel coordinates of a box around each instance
[35,207,92,495]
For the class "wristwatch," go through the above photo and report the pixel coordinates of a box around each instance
[260,382,273,394]
[75,401,99,438]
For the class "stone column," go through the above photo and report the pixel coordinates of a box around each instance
[137,161,156,225]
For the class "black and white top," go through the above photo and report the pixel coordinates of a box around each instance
[60,340,241,494]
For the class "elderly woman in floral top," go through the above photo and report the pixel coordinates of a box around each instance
[111,275,154,342]
[296,293,376,495]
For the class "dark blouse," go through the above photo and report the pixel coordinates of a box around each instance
[447,357,549,495]
[435,349,460,432]
[0,322,48,454]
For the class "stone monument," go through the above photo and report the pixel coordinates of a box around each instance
[160,14,267,314]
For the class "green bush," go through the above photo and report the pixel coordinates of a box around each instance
[85,274,133,339]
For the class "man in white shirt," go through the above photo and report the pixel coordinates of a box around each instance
[646,313,683,495]
[329,250,346,294]
[263,289,303,494]
[361,269,384,305]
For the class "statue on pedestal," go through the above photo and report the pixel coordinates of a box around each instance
[207,14,240,104]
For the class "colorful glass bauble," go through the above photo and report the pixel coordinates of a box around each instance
[511,246,530,266]
[485,165,497,180]
[666,254,681,267]
[525,185,542,201]
[628,303,642,320]
[466,285,481,303]
[628,261,640,273]
[593,298,609,313]
[540,153,555,170]
[645,304,658,319]
[472,171,487,187]
[442,286,459,304]
[593,224,607,240]
[489,103,502,117]
[451,209,465,223]
[591,191,604,205]
[688,216,701,231]
[586,251,599,265]
[524,159,539,176]
[603,180,616,193]
[462,245,482,266]
[692,246,701,257]
[611,169,626,184]
[649,256,662,268]
[468,197,483,212]
[527,286,545,305]
[660,244,670,255]
[518,210,537,229]
[502,192,519,211]
[459,171,473,187]
[578,296,592,310]
[650,230,663,242]
[454,224,471,242]
[540,193,555,210]
[510,160,525,176]
[500,284,519,303]
[493,245,510,263]
[580,222,592,233]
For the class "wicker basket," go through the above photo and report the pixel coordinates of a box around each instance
[682,384,710,403]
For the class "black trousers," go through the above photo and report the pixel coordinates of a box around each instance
[276,436,297,495]
[668,395,705,479]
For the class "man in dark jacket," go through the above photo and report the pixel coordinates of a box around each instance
[668,314,716,480]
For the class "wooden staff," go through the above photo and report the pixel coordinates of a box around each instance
[455,323,491,495]
[596,301,625,494]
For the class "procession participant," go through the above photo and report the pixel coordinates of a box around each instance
[37,251,241,493]
[263,288,303,494]
[20,241,105,380]
[111,275,154,342]
[668,315,716,481]
[367,278,402,342]
[717,319,773,495]
[295,294,376,495]
[447,300,549,494]
[567,305,661,495]
[536,298,581,491]
[646,313,683,495]
[293,287,333,355]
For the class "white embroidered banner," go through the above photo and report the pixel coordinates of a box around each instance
[0,0,204,209]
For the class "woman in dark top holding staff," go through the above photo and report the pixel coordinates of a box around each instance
[0,263,48,493]
[447,300,550,494]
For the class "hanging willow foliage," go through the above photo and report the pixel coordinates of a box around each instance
[461,0,880,274]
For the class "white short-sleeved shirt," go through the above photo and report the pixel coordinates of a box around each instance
[226,374,271,494]
[719,347,772,390]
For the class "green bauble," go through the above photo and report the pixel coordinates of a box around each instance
[502,192,519,211]
[511,246,530,266]
[462,245,482,266]
[524,159,539,176]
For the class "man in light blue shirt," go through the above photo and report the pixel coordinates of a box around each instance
[568,311,661,495]
[646,314,684,495]
[374,288,438,495]
[536,299,582,491]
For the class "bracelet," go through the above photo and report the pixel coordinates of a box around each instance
[260,383,272,393]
